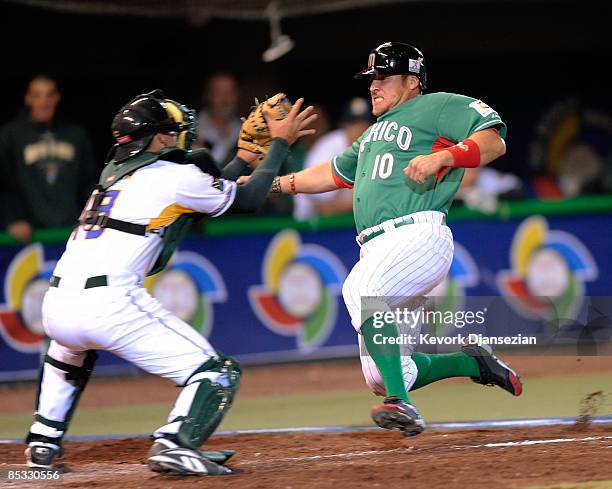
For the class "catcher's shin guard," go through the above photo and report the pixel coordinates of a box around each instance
[172,356,241,450]
[27,349,98,444]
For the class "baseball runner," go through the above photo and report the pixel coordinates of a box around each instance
[269,42,523,436]
[24,89,315,474]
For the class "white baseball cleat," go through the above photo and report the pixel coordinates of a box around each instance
[148,437,232,476]
[25,440,62,470]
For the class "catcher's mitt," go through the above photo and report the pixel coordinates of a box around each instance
[237,93,292,155]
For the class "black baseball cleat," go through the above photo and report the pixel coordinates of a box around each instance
[371,396,426,437]
[462,343,523,396]
[148,436,232,476]
[24,435,63,470]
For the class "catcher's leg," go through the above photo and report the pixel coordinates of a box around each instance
[148,356,240,475]
[107,287,239,475]
[25,341,97,469]
[153,355,241,448]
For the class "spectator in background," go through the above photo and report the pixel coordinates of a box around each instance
[454,165,525,214]
[290,103,331,170]
[294,97,374,220]
[529,98,612,199]
[261,103,331,216]
[0,75,97,242]
[196,72,242,165]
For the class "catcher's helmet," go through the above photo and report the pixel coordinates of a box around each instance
[107,89,197,164]
[354,42,427,90]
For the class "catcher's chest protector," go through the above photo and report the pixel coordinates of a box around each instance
[79,148,197,275]
[98,148,187,191]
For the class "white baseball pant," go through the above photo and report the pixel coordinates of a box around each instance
[342,211,454,395]
[29,283,223,440]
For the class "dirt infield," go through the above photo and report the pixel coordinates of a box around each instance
[2,356,611,487]
[2,423,612,488]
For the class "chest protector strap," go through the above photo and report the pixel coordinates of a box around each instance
[77,187,147,236]
[80,187,149,236]
[78,148,189,237]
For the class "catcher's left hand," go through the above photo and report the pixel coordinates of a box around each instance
[265,97,317,146]
[237,93,315,154]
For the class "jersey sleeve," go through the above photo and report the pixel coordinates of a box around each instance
[437,94,507,142]
[330,136,362,187]
[175,165,237,218]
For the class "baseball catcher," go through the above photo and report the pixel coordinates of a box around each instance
[24,89,315,475]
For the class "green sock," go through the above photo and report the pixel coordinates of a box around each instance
[411,352,480,391]
[361,317,410,401]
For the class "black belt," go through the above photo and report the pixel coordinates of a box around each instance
[50,275,108,289]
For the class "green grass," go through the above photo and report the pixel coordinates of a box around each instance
[1,372,610,439]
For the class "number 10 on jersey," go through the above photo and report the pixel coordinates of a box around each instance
[371,153,394,180]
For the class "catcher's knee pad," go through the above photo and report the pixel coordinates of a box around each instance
[30,349,97,436]
[175,355,241,450]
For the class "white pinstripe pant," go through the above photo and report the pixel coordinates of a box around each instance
[342,211,454,396]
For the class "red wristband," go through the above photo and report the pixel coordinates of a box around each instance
[447,138,480,168]
[289,173,297,195]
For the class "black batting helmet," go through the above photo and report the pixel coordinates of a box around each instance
[354,42,427,90]
[107,89,196,164]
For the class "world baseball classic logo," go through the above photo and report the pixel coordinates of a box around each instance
[0,244,54,353]
[427,242,479,335]
[144,251,227,338]
[497,216,598,321]
[249,230,347,351]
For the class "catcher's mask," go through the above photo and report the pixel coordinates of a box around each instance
[354,42,427,90]
[106,89,197,164]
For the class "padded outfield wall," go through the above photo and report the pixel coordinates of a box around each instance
[1,195,611,381]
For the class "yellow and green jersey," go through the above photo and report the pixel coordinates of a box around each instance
[332,92,506,232]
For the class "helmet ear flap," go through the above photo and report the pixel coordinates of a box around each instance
[106,132,155,164]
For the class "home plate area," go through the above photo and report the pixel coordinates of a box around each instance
[1,420,612,489]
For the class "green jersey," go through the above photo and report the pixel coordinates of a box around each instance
[332,92,506,233]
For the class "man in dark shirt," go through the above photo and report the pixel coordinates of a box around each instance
[0,75,97,242]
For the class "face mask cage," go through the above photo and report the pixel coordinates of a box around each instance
[163,99,197,150]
